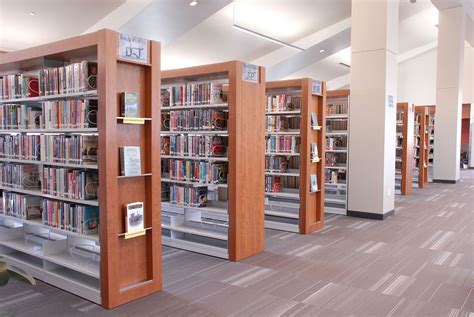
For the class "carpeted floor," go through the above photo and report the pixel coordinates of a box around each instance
[0,170,473,317]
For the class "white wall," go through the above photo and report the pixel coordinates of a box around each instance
[398,45,473,105]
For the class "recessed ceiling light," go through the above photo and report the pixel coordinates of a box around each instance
[189,0,197,6]
[319,49,325,53]
[29,11,35,16]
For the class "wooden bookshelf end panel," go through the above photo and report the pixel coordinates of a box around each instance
[300,79,325,234]
[104,31,161,308]
[228,64,266,261]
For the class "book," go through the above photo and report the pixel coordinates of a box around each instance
[82,135,99,163]
[21,195,42,220]
[120,92,139,117]
[161,83,228,107]
[41,167,98,200]
[2,192,42,220]
[120,146,141,176]
[310,174,318,192]
[82,206,100,235]
[311,143,319,160]
[125,202,144,233]
[210,83,225,104]
[169,185,207,207]
[311,112,318,127]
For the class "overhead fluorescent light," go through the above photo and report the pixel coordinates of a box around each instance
[232,24,304,51]
[189,0,197,6]
[319,49,325,53]
[29,11,35,16]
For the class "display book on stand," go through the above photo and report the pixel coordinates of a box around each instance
[324,89,350,215]
[264,78,325,234]
[0,29,162,309]
[159,61,265,261]
[395,102,414,195]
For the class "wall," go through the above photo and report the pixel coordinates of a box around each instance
[398,45,473,105]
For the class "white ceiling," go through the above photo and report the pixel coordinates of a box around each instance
[1,0,469,85]
[160,0,351,70]
[120,0,232,46]
[0,0,125,51]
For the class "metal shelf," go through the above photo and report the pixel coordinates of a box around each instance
[0,186,99,206]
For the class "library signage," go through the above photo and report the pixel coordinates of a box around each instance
[242,63,259,83]
[311,80,322,96]
[388,95,394,108]
[119,33,148,63]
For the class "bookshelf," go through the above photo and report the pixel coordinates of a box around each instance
[160,61,265,261]
[414,106,428,187]
[0,29,162,309]
[395,102,414,195]
[414,105,435,185]
[264,78,326,234]
[427,106,435,181]
[324,89,350,215]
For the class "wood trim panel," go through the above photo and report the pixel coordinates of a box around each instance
[327,89,350,98]
[266,79,303,90]
[162,61,235,80]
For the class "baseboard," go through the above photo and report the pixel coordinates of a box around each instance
[347,209,395,220]
[433,179,457,184]
[468,167,474,170]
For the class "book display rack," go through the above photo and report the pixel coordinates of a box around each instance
[395,102,414,195]
[324,89,350,215]
[160,61,265,261]
[264,79,325,234]
[0,29,162,309]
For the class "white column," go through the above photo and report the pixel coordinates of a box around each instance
[470,103,474,168]
[433,6,466,182]
[347,0,398,219]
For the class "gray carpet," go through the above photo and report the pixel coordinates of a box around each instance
[0,170,473,316]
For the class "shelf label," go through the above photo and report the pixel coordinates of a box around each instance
[242,63,259,83]
[311,80,322,96]
[119,33,148,63]
[123,117,145,125]
[388,95,394,108]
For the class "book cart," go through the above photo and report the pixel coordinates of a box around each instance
[0,29,162,309]
[324,89,350,215]
[264,78,325,234]
[160,61,265,261]
[395,102,414,195]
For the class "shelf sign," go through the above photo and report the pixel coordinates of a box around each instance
[242,63,259,83]
[388,95,394,108]
[311,80,322,96]
[123,117,145,125]
[119,33,148,63]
